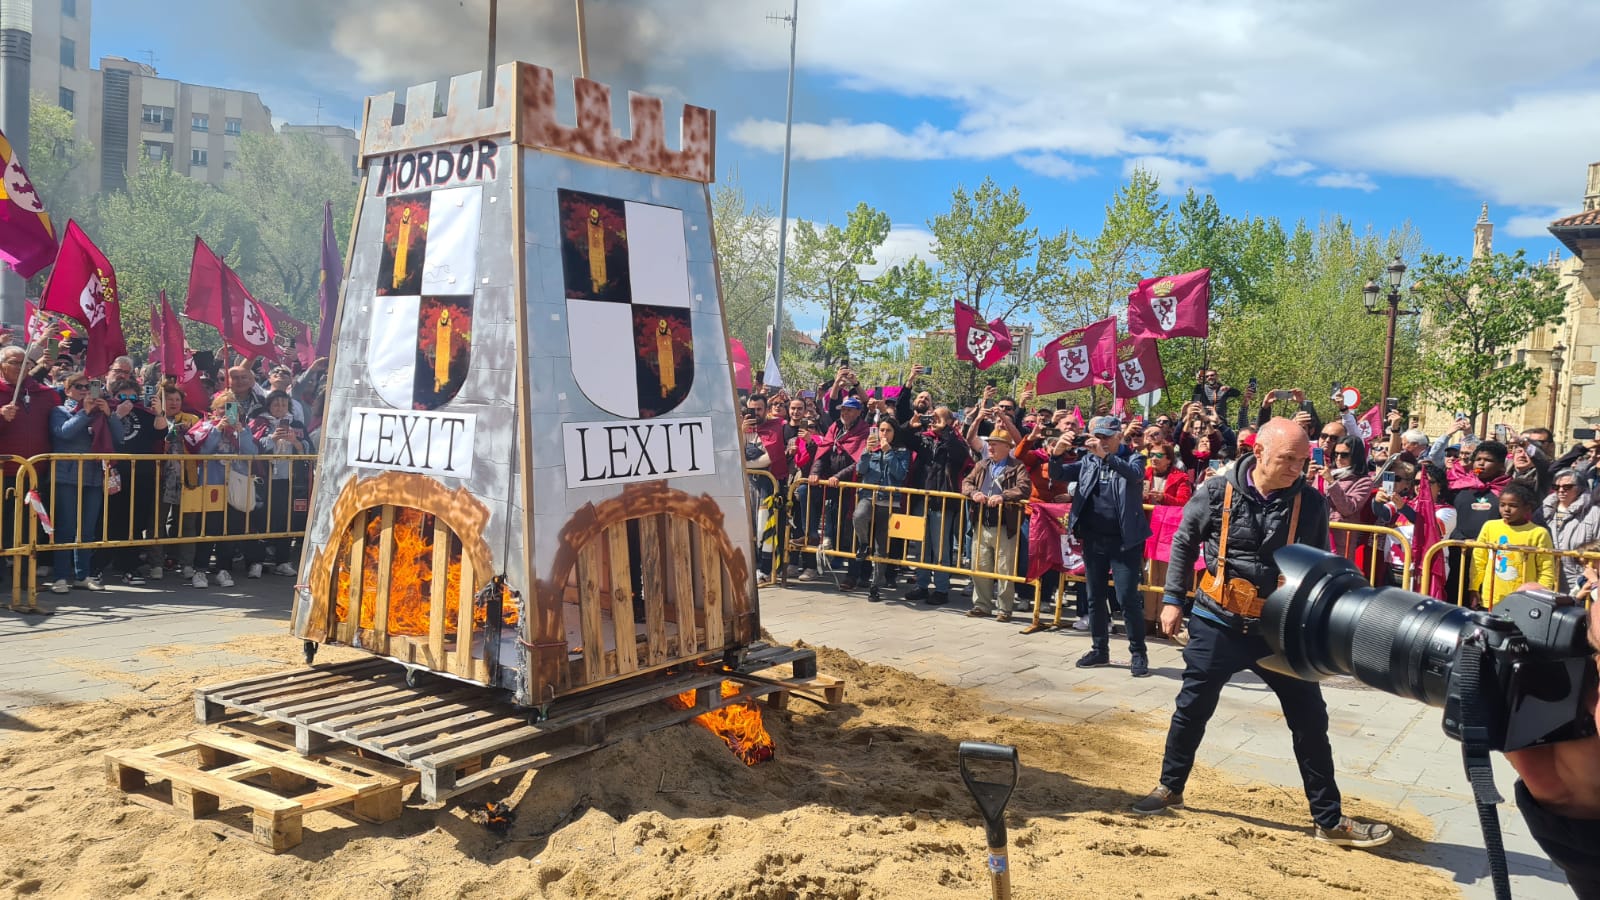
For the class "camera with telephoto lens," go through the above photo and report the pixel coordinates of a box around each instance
[1262,545,1596,752]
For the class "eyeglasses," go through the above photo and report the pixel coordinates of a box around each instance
[1556,483,1581,492]
[1150,453,1167,459]
[66,383,88,391]
[1319,433,1340,440]
[1333,451,1353,459]
[115,394,138,402]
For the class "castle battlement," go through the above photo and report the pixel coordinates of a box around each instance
[359,62,715,185]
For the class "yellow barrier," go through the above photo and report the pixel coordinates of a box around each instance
[0,455,39,610]
[745,467,785,585]
[1419,538,1596,609]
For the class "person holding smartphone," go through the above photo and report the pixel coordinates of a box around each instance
[98,378,170,585]
[46,374,117,594]
[188,390,261,589]
[249,391,314,579]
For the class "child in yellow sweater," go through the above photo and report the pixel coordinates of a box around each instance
[1469,482,1557,609]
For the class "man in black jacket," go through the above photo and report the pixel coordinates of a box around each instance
[1129,418,1393,849]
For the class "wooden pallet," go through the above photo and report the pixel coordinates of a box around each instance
[104,728,419,853]
[194,643,834,802]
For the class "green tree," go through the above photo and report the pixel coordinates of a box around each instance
[711,174,779,353]
[93,164,240,352]
[27,93,96,223]
[1412,250,1567,426]
[1046,167,1168,332]
[928,177,1071,322]
[785,202,934,363]
[222,132,357,320]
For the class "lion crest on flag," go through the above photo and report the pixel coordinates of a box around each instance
[79,268,109,328]
[1117,341,1146,393]
[965,322,996,362]
[1058,344,1089,383]
[1151,278,1179,332]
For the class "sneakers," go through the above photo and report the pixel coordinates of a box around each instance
[75,576,106,592]
[1072,617,1091,632]
[272,563,297,577]
[1075,649,1110,668]
[247,563,264,579]
[1131,786,1184,816]
[216,570,235,588]
[904,586,929,603]
[1130,652,1150,678]
[145,566,164,581]
[122,572,146,586]
[796,568,817,582]
[179,566,197,579]
[50,578,69,594]
[781,564,801,580]
[191,571,209,588]
[1314,817,1393,848]
[927,591,949,606]
[838,578,857,592]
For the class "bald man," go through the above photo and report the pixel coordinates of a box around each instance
[1130,418,1393,849]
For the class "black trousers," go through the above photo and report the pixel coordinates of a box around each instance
[1158,615,1344,828]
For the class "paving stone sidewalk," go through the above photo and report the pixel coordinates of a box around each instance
[760,582,1572,900]
[0,577,1571,898]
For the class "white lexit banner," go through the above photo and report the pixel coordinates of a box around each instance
[347,406,476,479]
[562,416,715,489]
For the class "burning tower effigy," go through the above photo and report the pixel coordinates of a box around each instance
[293,62,756,710]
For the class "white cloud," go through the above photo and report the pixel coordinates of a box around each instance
[1015,153,1096,180]
[1504,210,1573,238]
[1311,172,1378,192]
[1123,157,1209,194]
[1273,161,1316,177]
[861,225,938,278]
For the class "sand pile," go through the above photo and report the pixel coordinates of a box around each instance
[0,633,1457,900]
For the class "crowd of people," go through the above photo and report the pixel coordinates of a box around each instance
[0,333,326,605]
[744,363,1597,625]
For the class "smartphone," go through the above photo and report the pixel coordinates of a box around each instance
[914,364,930,375]
[1385,397,1398,413]
[225,401,240,425]
[1576,428,1597,440]
[800,390,816,399]
[985,380,997,389]
[88,380,105,400]
[1311,447,1325,467]
[1494,424,1508,442]
[142,383,157,405]
[1247,376,1258,394]
[1055,398,1067,411]
[1270,390,1292,403]
[1207,459,1224,472]
[1381,473,1397,494]
[44,335,59,359]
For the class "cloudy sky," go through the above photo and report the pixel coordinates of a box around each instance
[94,0,1597,322]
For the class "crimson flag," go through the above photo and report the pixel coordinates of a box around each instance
[1035,318,1117,394]
[315,200,341,360]
[1026,501,1072,581]
[953,301,1013,370]
[1126,268,1210,339]
[185,235,277,358]
[39,220,125,376]
[1070,406,1085,430]
[260,301,314,367]
[0,127,58,278]
[157,290,209,413]
[1357,404,1384,446]
[1112,337,1167,399]
[729,338,753,391]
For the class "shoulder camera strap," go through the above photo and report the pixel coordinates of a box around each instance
[1216,481,1232,582]
[1457,632,1512,900]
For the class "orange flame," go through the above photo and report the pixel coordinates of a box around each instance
[333,506,518,636]
[668,680,775,766]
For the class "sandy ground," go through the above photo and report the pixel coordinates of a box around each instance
[0,633,1458,900]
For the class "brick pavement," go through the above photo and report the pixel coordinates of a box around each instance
[0,575,1573,898]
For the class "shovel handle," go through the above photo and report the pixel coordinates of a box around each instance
[959,741,1018,763]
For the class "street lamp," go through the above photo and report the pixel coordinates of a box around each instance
[1362,255,1418,406]
[1548,342,1566,432]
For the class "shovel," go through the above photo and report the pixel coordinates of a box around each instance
[959,741,1019,900]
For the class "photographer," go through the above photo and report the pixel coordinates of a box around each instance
[249,391,314,579]
[99,378,170,585]
[1130,418,1394,848]
[1505,604,1600,897]
[1051,416,1151,675]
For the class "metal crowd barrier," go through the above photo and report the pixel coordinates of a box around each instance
[745,467,786,586]
[6,451,317,608]
[1419,538,1598,609]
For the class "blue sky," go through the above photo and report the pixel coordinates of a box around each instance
[91,0,1597,338]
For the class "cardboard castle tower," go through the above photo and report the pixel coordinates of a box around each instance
[292,62,756,709]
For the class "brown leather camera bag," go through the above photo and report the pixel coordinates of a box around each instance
[1199,482,1301,620]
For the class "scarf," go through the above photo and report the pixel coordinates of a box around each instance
[1410,486,1447,600]
[1447,462,1511,495]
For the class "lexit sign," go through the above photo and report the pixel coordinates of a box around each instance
[346,407,476,479]
[562,417,715,489]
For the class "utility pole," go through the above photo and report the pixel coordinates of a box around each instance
[482,0,498,107]
[574,0,590,79]
[768,0,799,361]
[0,0,30,325]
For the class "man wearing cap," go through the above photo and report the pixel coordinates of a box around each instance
[1051,415,1152,675]
[961,426,1027,620]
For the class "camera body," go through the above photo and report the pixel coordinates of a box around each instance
[1264,546,1595,752]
